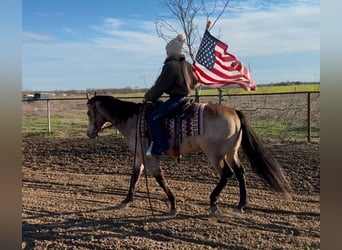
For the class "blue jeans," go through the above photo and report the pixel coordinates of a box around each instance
[147,94,187,154]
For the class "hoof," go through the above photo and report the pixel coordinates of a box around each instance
[210,206,220,215]
[115,201,130,210]
[236,201,248,213]
[234,207,245,213]
[168,208,178,216]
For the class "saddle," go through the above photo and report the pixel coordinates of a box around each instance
[142,99,206,157]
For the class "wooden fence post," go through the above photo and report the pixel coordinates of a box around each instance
[47,99,51,133]
[218,88,223,104]
[307,92,311,142]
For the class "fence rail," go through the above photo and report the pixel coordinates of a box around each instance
[22,91,320,142]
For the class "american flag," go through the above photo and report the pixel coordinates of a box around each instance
[193,30,257,91]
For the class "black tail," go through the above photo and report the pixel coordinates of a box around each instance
[236,110,293,198]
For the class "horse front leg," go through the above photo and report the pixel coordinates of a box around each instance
[154,169,177,216]
[118,163,144,208]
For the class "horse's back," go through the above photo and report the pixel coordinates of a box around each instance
[178,103,241,156]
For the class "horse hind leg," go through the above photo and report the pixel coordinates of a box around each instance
[209,158,234,215]
[228,154,248,212]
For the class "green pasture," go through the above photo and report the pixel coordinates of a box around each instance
[22,115,87,138]
[200,83,319,95]
[112,83,320,98]
[22,84,320,141]
[22,115,114,138]
[251,119,319,142]
[22,114,319,142]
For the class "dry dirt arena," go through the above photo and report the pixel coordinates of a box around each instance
[22,136,320,249]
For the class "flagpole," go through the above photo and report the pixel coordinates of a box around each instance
[206,20,211,31]
[206,20,224,103]
[195,21,211,103]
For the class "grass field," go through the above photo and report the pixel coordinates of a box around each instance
[198,83,320,95]
[22,84,320,142]
[106,83,320,98]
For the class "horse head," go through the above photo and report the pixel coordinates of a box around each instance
[86,96,106,138]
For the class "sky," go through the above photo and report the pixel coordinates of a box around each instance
[22,0,320,91]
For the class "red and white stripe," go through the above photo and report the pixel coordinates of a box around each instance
[193,36,257,91]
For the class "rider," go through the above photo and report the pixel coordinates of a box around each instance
[143,34,197,159]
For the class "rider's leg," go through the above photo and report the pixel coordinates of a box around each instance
[147,94,187,155]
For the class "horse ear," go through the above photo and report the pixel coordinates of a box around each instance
[86,93,90,100]
[94,92,97,96]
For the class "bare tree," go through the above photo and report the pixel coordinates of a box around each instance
[155,0,233,101]
[155,0,233,61]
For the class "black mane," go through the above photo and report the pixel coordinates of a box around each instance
[90,95,141,123]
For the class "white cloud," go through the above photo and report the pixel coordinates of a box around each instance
[22,37,165,90]
[22,1,320,90]
[63,27,74,34]
[211,4,320,56]
[89,18,163,54]
[22,31,56,41]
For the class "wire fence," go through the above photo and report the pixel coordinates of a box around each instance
[22,91,320,143]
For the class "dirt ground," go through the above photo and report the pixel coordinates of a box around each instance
[22,136,320,249]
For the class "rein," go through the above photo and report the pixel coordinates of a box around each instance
[133,104,156,219]
[91,101,114,134]
[99,123,114,132]
[91,97,156,218]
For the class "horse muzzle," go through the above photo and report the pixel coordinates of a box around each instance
[87,130,98,139]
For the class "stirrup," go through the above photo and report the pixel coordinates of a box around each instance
[146,141,154,156]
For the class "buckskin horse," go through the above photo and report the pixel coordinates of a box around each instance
[86,94,292,215]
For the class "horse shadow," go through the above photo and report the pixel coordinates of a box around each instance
[22,203,248,250]
[22,198,319,250]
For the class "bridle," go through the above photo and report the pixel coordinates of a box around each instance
[87,94,113,136]
[91,101,101,134]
